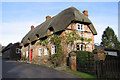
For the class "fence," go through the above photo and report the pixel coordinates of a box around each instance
[96,55,120,79]
[68,51,120,79]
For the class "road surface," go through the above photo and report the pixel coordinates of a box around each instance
[2,59,80,78]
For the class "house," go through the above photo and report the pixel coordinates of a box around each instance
[20,7,97,64]
[2,42,21,60]
[0,44,2,56]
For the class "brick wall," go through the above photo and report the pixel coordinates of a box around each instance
[21,22,95,64]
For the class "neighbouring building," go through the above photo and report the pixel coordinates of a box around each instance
[20,7,97,64]
[0,44,2,56]
[94,45,120,61]
[2,42,21,60]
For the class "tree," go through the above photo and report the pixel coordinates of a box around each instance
[101,26,120,50]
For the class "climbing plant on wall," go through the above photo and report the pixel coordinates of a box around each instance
[36,31,92,67]
[49,34,65,67]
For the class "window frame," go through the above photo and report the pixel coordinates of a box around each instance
[23,52,25,56]
[44,48,48,55]
[51,45,56,55]
[16,48,21,54]
[38,48,42,56]
[26,51,28,58]
[77,23,84,31]
[76,44,85,51]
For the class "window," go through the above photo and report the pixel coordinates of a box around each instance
[87,35,91,38]
[77,44,80,50]
[47,27,54,34]
[16,48,21,54]
[77,23,84,31]
[38,48,42,56]
[77,44,85,51]
[44,48,48,55]
[51,45,56,55]
[26,51,28,58]
[32,49,34,58]
[23,52,25,56]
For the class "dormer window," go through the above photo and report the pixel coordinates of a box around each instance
[77,23,84,31]
[47,27,54,34]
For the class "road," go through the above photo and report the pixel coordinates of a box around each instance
[2,59,80,78]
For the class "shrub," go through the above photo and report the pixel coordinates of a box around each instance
[73,51,95,75]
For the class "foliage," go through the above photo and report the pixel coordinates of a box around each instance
[73,51,95,75]
[36,39,48,46]
[64,32,79,44]
[49,34,65,67]
[36,31,93,67]
[101,26,120,50]
[64,32,92,44]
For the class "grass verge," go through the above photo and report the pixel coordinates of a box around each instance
[65,70,97,80]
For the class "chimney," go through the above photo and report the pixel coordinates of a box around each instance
[31,25,34,30]
[46,15,51,20]
[83,10,88,17]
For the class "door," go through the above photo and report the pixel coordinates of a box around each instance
[30,49,32,61]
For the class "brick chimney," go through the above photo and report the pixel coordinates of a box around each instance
[46,15,51,20]
[31,25,34,30]
[83,10,88,17]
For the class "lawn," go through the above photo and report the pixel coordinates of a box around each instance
[65,70,97,80]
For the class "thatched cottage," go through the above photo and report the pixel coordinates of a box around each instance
[20,7,97,64]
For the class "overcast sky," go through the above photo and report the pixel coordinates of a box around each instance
[0,1,119,46]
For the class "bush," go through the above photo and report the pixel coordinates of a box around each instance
[73,51,95,75]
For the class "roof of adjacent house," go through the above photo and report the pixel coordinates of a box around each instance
[2,43,13,53]
[21,7,97,45]
[2,42,20,53]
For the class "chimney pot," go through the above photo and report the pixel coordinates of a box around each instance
[31,25,34,30]
[83,10,88,17]
[46,15,51,20]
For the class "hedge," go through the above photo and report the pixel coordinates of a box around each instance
[73,51,95,75]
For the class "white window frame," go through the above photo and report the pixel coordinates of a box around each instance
[44,48,48,55]
[23,52,25,56]
[51,45,56,55]
[87,35,91,39]
[77,23,84,31]
[26,51,28,58]
[38,48,42,56]
[77,44,85,51]
[16,48,21,54]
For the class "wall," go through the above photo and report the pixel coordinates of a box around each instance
[21,22,95,64]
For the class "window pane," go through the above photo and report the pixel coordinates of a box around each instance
[16,48,18,53]
[81,45,83,51]
[77,44,79,50]
[51,45,56,54]
[26,51,28,58]
[77,24,80,30]
[38,48,42,56]
[23,52,25,56]
[44,48,47,55]
[81,25,83,30]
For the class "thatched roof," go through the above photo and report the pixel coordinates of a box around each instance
[21,7,97,45]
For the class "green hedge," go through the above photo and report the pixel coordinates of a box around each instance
[73,51,95,75]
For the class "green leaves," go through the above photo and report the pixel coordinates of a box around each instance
[101,26,120,50]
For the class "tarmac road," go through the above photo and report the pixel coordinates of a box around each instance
[2,59,80,78]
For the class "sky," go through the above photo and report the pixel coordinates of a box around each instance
[0,1,119,46]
